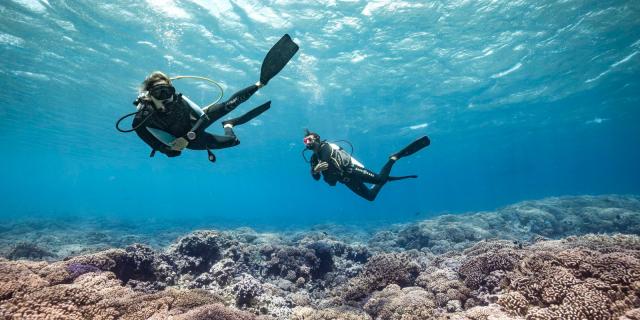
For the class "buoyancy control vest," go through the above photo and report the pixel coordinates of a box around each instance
[327,142,364,170]
[136,95,206,146]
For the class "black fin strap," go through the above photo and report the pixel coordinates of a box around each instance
[206,148,216,163]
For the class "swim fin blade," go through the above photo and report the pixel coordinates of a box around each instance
[222,101,271,127]
[392,136,430,159]
[260,34,299,85]
[388,175,418,181]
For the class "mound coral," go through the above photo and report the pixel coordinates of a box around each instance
[369,195,640,253]
[416,267,471,308]
[363,284,436,320]
[168,230,232,274]
[262,245,320,282]
[341,252,420,302]
[290,306,371,320]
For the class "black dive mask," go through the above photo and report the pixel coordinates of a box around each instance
[149,84,175,100]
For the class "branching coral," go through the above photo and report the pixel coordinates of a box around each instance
[459,249,518,290]
[490,235,640,319]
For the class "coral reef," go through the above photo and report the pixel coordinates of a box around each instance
[1,195,639,319]
[6,242,55,260]
[341,252,420,302]
[369,194,640,253]
[363,285,436,319]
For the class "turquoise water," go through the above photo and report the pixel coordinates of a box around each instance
[1,0,639,228]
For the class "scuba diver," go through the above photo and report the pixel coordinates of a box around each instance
[117,34,299,162]
[303,130,430,201]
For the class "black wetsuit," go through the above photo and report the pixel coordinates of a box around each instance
[133,84,259,157]
[309,142,406,201]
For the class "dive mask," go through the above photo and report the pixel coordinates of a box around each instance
[149,84,175,100]
[303,135,316,148]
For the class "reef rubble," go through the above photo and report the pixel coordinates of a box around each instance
[1,195,639,319]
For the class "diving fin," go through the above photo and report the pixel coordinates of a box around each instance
[222,101,271,127]
[391,136,430,160]
[260,34,299,85]
[387,175,418,181]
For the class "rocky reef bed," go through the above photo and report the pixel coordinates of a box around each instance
[1,195,639,319]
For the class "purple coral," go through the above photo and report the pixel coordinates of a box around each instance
[66,263,101,280]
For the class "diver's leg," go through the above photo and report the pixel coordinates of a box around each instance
[210,126,240,149]
[376,159,419,181]
[202,84,260,124]
[188,129,239,150]
[344,161,416,201]
[344,179,378,202]
[349,157,397,183]
[343,167,387,201]
[350,161,417,183]
[222,101,271,127]
[377,159,396,181]
[347,166,386,184]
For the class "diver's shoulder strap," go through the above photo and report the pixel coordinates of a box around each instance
[181,95,205,117]
[181,95,210,141]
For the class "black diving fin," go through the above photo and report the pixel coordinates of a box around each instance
[222,101,271,127]
[387,175,418,181]
[260,34,299,85]
[391,136,430,160]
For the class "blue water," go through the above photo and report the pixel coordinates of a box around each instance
[1,0,639,228]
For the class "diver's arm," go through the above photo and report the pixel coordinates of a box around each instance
[323,176,338,186]
[132,112,180,157]
[134,126,180,157]
[310,154,321,180]
[317,143,333,162]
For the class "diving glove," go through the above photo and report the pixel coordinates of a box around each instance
[313,161,329,173]
[170,137,189,151]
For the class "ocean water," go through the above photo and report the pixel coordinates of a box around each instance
[1,0,639,229]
